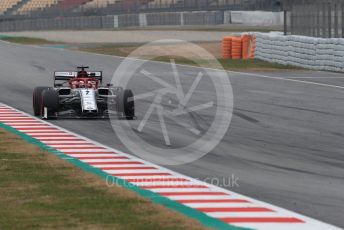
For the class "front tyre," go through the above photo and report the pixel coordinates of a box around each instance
[33,86,50,116]
[41,89,59,119]
[118,89,135,120]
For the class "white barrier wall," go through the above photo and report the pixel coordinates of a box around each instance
[231,11,283,26]
[255,33,344,72]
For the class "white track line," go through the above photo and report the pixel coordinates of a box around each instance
[228,71,344,90]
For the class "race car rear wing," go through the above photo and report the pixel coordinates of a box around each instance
[54,71,103,85]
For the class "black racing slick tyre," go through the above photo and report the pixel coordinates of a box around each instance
[41,89,59,118]
[33,86,50,116]
[118,89,135,120]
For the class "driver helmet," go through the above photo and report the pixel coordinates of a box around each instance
[77,70,88,78]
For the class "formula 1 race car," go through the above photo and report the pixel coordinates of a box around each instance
[32,66,135,119]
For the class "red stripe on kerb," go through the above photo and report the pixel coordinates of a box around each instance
[0,116,27,118]
[17,128,59,131]
[126,178,189,182]
[101,167,157,170]
[179,199,250,203]
[111,173,171,176]
[0,113,24,115]
[142,185,208,189]
[160,192,229,196]
[28,132,68,134]
[72,156,128,160]
[1,120,39,123]
[54,147,107,150]
[26,131,65,134]
[6,122,44,125]
[0,114,28,116]
[221,217,304,223]
[198,207,273,212]
[63,152,118,155]
[13,124,50,127]
[0,118,37,120]
[46,142,90,145]
[36,138,85,141]
[89,161,143,165]
[30,134,75,137]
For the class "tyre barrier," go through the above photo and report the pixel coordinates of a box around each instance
[242,34,257,60]
[231,37,243,60]
[222,36,232,59]
[222,34,256,60]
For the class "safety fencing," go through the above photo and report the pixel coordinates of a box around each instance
[0,11,283,32]
[0,0,281,20]
[0,16,114,31]
[222,34,256,59]
[255,32,344,72]
[287,0,344,38]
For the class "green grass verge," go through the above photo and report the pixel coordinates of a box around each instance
[0,36,60,45]
[0,128,210,230]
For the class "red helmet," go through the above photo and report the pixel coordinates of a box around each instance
[77,70,88,78]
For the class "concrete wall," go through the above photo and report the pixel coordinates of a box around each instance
[0,11,283,32]
[255,32,344,72]
[231,11,283,26]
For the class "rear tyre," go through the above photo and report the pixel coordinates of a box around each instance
[41,89,59,119]
[33,87,50,116]
[117,89,135,120]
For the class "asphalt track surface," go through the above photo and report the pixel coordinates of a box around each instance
[0,41,343,228]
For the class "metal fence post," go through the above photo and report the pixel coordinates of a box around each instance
[316,0,320,37]
[322,2,327,38]
[334,0,338,38]
[283,0,288,35]
[328,1,332,38]
[342,1,344,38]
[290,0,294,35]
